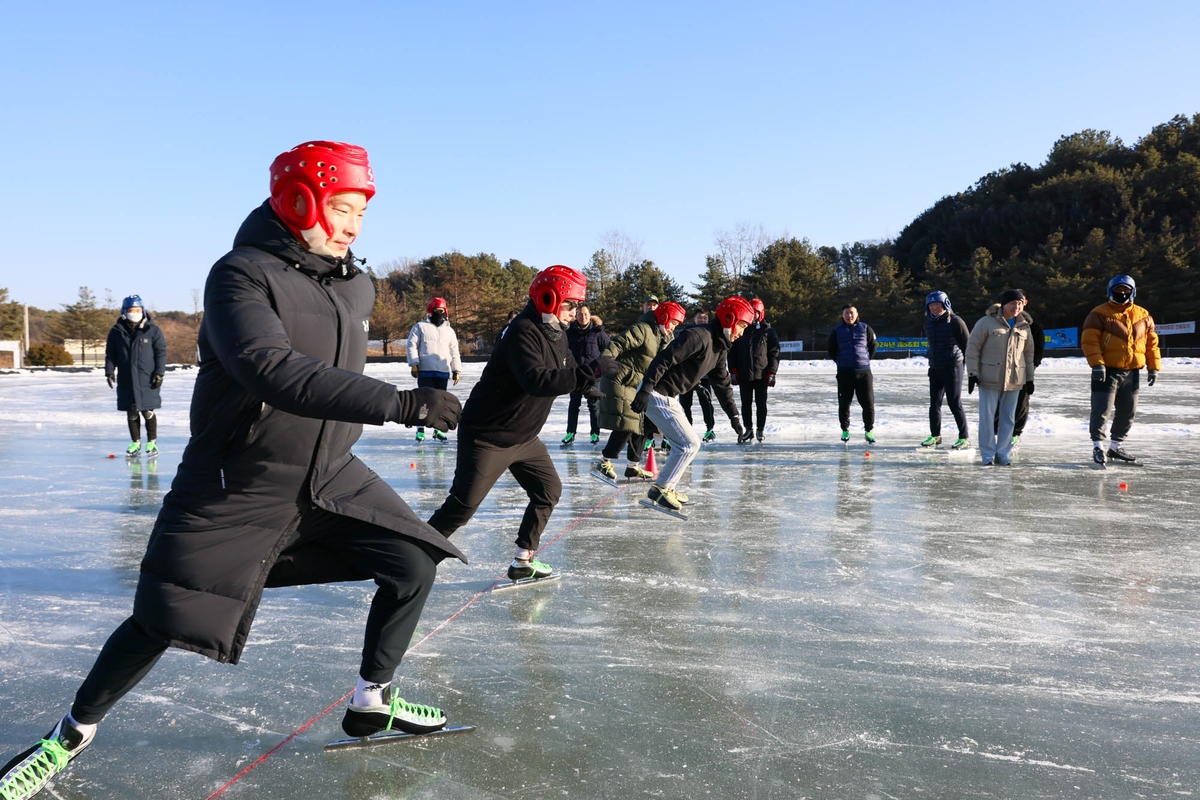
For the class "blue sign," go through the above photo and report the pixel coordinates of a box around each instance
[876,337,928,353]
[1043,328,1078,349]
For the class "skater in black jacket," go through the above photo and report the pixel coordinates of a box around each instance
[827,304,878,443]
[104,294,167,458]
[631,296,754,513]
[428,266,618,582]
[0,141,465,800]
[729,298,781,442]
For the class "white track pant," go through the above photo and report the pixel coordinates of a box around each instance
[643,391,701,490]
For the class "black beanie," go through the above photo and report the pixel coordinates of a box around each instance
[999,289,1026,305]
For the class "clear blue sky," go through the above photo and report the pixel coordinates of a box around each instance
[3,0,1199,313]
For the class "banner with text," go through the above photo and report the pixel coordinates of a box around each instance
[779,341,804,352]
[1043,328,1079,349]
[875,337,928,353]
[1157,321,1196,335]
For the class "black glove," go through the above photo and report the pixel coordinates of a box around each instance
[589,355,620,378]
[453,371,461,386]
[150,374,163,390]
[1147,370,1157,387]
[630,389,651,414]
[410,364,420,379]
[584,384,605,400]
[1024,381,1034,395]
[1091,364,1106,384]
[397,387,462,430]
[737,429,754,444]
[731,418,746,439]
[766,372,775,388]
[729,368,740,386]
[106,374,115,389]
[967,375,977,394]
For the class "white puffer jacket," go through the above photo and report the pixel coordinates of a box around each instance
[965,304,1034,391]
[406,318,462,375]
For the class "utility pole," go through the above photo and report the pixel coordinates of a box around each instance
[23,304,29,368]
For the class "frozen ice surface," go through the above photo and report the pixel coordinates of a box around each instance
[1,359,1198,798]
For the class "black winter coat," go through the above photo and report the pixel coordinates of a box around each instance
[459,302,597,445]
[105,316,166,411]
[134,202,465,666]
[567,320,611,366]
[639,320,738,421]
[730,321,781,382]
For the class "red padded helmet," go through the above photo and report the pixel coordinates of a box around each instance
[715,296,755,330]
[269,141,376,241]
[750,298,765,321]
[529,265,587,315]
[427,297,448,316]
[653,301,686,328]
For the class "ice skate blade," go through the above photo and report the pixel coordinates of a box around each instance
[589,470,621,488]
[492,574,561,592]
[324,725,475,751]
[638,498,689,521]
[917,446,976,458]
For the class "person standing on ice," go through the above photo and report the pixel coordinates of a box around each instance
[631,296,752,513]
[993,302,1044,446]
[827,304,877,443]
[965,289,1035,466]
[104,295,167,459]
[920,290,971,450]
[729,297,781,443]
[678,310,718,443]
[593,300,685,483]
[407,296,462,443]
[0,141,467,800]
[427,266,618,582]
[1081,274,1160,465]
[562,303,610,447]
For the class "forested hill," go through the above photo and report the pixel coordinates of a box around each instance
[889,113,1200,331]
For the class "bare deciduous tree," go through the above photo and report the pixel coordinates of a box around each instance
[714,222,772,292]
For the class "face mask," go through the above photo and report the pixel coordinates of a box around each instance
[126,312,144,324]
[431,310,447,326]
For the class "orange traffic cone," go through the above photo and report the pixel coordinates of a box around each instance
[644,441,658,477]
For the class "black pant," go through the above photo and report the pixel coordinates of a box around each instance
[1090,367,1139,444]
[416,375,449,432]
[602,430,641,463]
[993,385,1031,437]
[126,407,157,442]
[71,509,439,724]
[428,432,562,551]
[836,370,875,431]
[680,378,715,431]
[566,391,600,436]
[739,380,769,434]
[928,364,968,439]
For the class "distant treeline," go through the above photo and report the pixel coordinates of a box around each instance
[6,114,1198,360]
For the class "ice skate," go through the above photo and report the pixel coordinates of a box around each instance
[342,685,446,738]
[432,430,448,442]
[1092,446,1107,466]
[639,485,689,520]
[702,430,716,443]
[864,431,876,444]
[1107,445,1139,464]
[494,556,560,591]
[840,429,850,443]
[950,438,970,450]
[920,435,941,448]
[145,441,159,458]
[589,433,600,445]
[737,430,754,444]
[755,430,764,443]
[124,441,141,459]
[0,715,94,800]
[414,430,425,443]
[560,432,575,447]
[590,459,621,487]
[1011,435,1020,447]
[625,463,654,481]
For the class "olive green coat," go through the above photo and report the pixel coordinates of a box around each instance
[597,312,668,432]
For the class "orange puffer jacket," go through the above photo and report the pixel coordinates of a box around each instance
[1081,302,1161,371]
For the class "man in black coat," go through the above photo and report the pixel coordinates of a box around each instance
[0,142,465,799]
[729,298,781,443]
[562,303,611,446]
[104,294,167,458]
[428,266,617,582]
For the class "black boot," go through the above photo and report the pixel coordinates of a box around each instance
[1108,445,1137,463]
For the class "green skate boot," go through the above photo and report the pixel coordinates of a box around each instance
[124,441,141,458]
[864,431,876,444]
[0,716,94,800]
[920,435,941,448]
[560,432,575,447]
[342,686,447,737]
[702,430,716,443]
[840,430,850,443]
[414,430,426,443]
[507,558,553,581]
[950,438,970,450]
[145,441,160,458]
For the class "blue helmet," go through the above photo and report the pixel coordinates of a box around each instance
[121,295,144,313]
[925,290,951,316]
[1107,275,1135,304]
